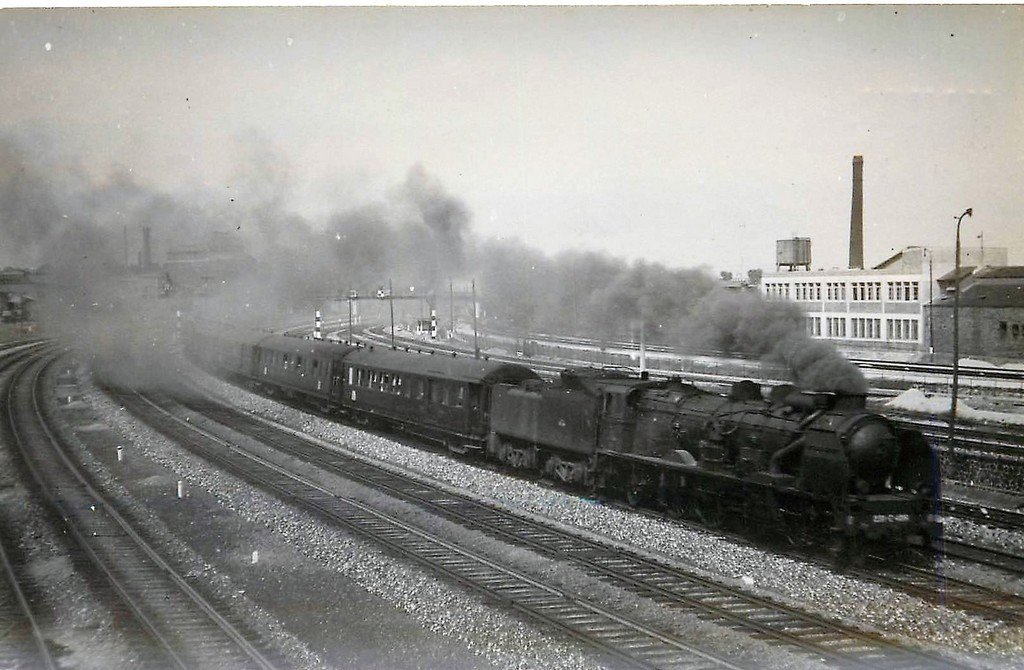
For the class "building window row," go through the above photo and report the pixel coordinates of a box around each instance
[825,282,847,301]
[826,317,847,338]
[850,282,882,302]
[850,317,882,339]
[999,322,1024,339]
[886,318,920,341]
[816,316,920,341]
[767,280,918,303]
[887,281,920,302]
[794,282,822,301]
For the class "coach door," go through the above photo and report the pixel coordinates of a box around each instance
[247,345,259,375]
[329,357,346,402]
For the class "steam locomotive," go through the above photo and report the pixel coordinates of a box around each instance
[187,326,939,564]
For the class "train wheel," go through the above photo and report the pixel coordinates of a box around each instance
[589,470,607,500]
[662,494,685,520]
[829,535,852,571]
[695,493,722,529]
[625,470,648,508]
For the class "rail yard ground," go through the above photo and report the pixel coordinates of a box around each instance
[28,349,1024,668]
[0,323,36,343]
[5,336,1024,668]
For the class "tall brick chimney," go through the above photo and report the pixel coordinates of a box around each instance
[849,155,864,269]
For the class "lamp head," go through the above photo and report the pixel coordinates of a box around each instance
[965,208,973,217]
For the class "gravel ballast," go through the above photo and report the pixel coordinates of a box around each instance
[72,376,605,670]
[178,361,1024,668]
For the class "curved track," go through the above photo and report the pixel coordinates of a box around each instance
[123,383,963,670]
[0,343,58,670]
[111,383,747,670]
[3,352,282,670]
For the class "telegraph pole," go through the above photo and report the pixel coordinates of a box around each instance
[472,279,479,359]
[347,289,354,344]
[389,278,396,348]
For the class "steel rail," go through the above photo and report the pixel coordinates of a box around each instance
[0,348,58,670]
[7,354,279,670]
[119,386,745,670]
[165,389,959,670]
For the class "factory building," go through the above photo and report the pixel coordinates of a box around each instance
[930,266,1024,359]
[761,245,1001,354]
[759,155,1014,358]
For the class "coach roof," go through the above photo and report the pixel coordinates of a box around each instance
[345,346,540,385]
[256,334,359,358]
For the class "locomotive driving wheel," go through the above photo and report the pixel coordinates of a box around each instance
[694,487,723,529]
[625,469,649,508]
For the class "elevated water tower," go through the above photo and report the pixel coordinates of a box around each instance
[776,237,812,272]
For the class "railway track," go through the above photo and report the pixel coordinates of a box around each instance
[934,538,1024,579]
[601,492,1024,629]
[2,353,283,670]
[209,330,1024,626]
[0,344,58,669]
[942,498,1024,531]
[112,384,747,670]
[0,534,57,669]
[127,385,963,670]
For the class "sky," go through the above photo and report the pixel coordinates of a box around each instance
[1,6,1021,274]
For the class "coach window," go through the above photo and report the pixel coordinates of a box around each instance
[283,353,290,370]
[414,378,425,400]
[453,384,466,408]
[430,380,444,405]
[466,385,480,410]
[296,356,304,372]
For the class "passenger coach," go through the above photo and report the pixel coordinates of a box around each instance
[341,348,538,452]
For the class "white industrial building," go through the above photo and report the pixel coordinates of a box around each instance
[761,245,1004,354]
[759,155,1007,356]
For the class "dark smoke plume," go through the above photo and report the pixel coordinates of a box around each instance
[1,124,723,391]
[395,163,470,291]
[685,290,867,394]
[474,239,717,344]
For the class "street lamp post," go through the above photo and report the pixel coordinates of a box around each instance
[948,208,973,463]
[926,249,934,357]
